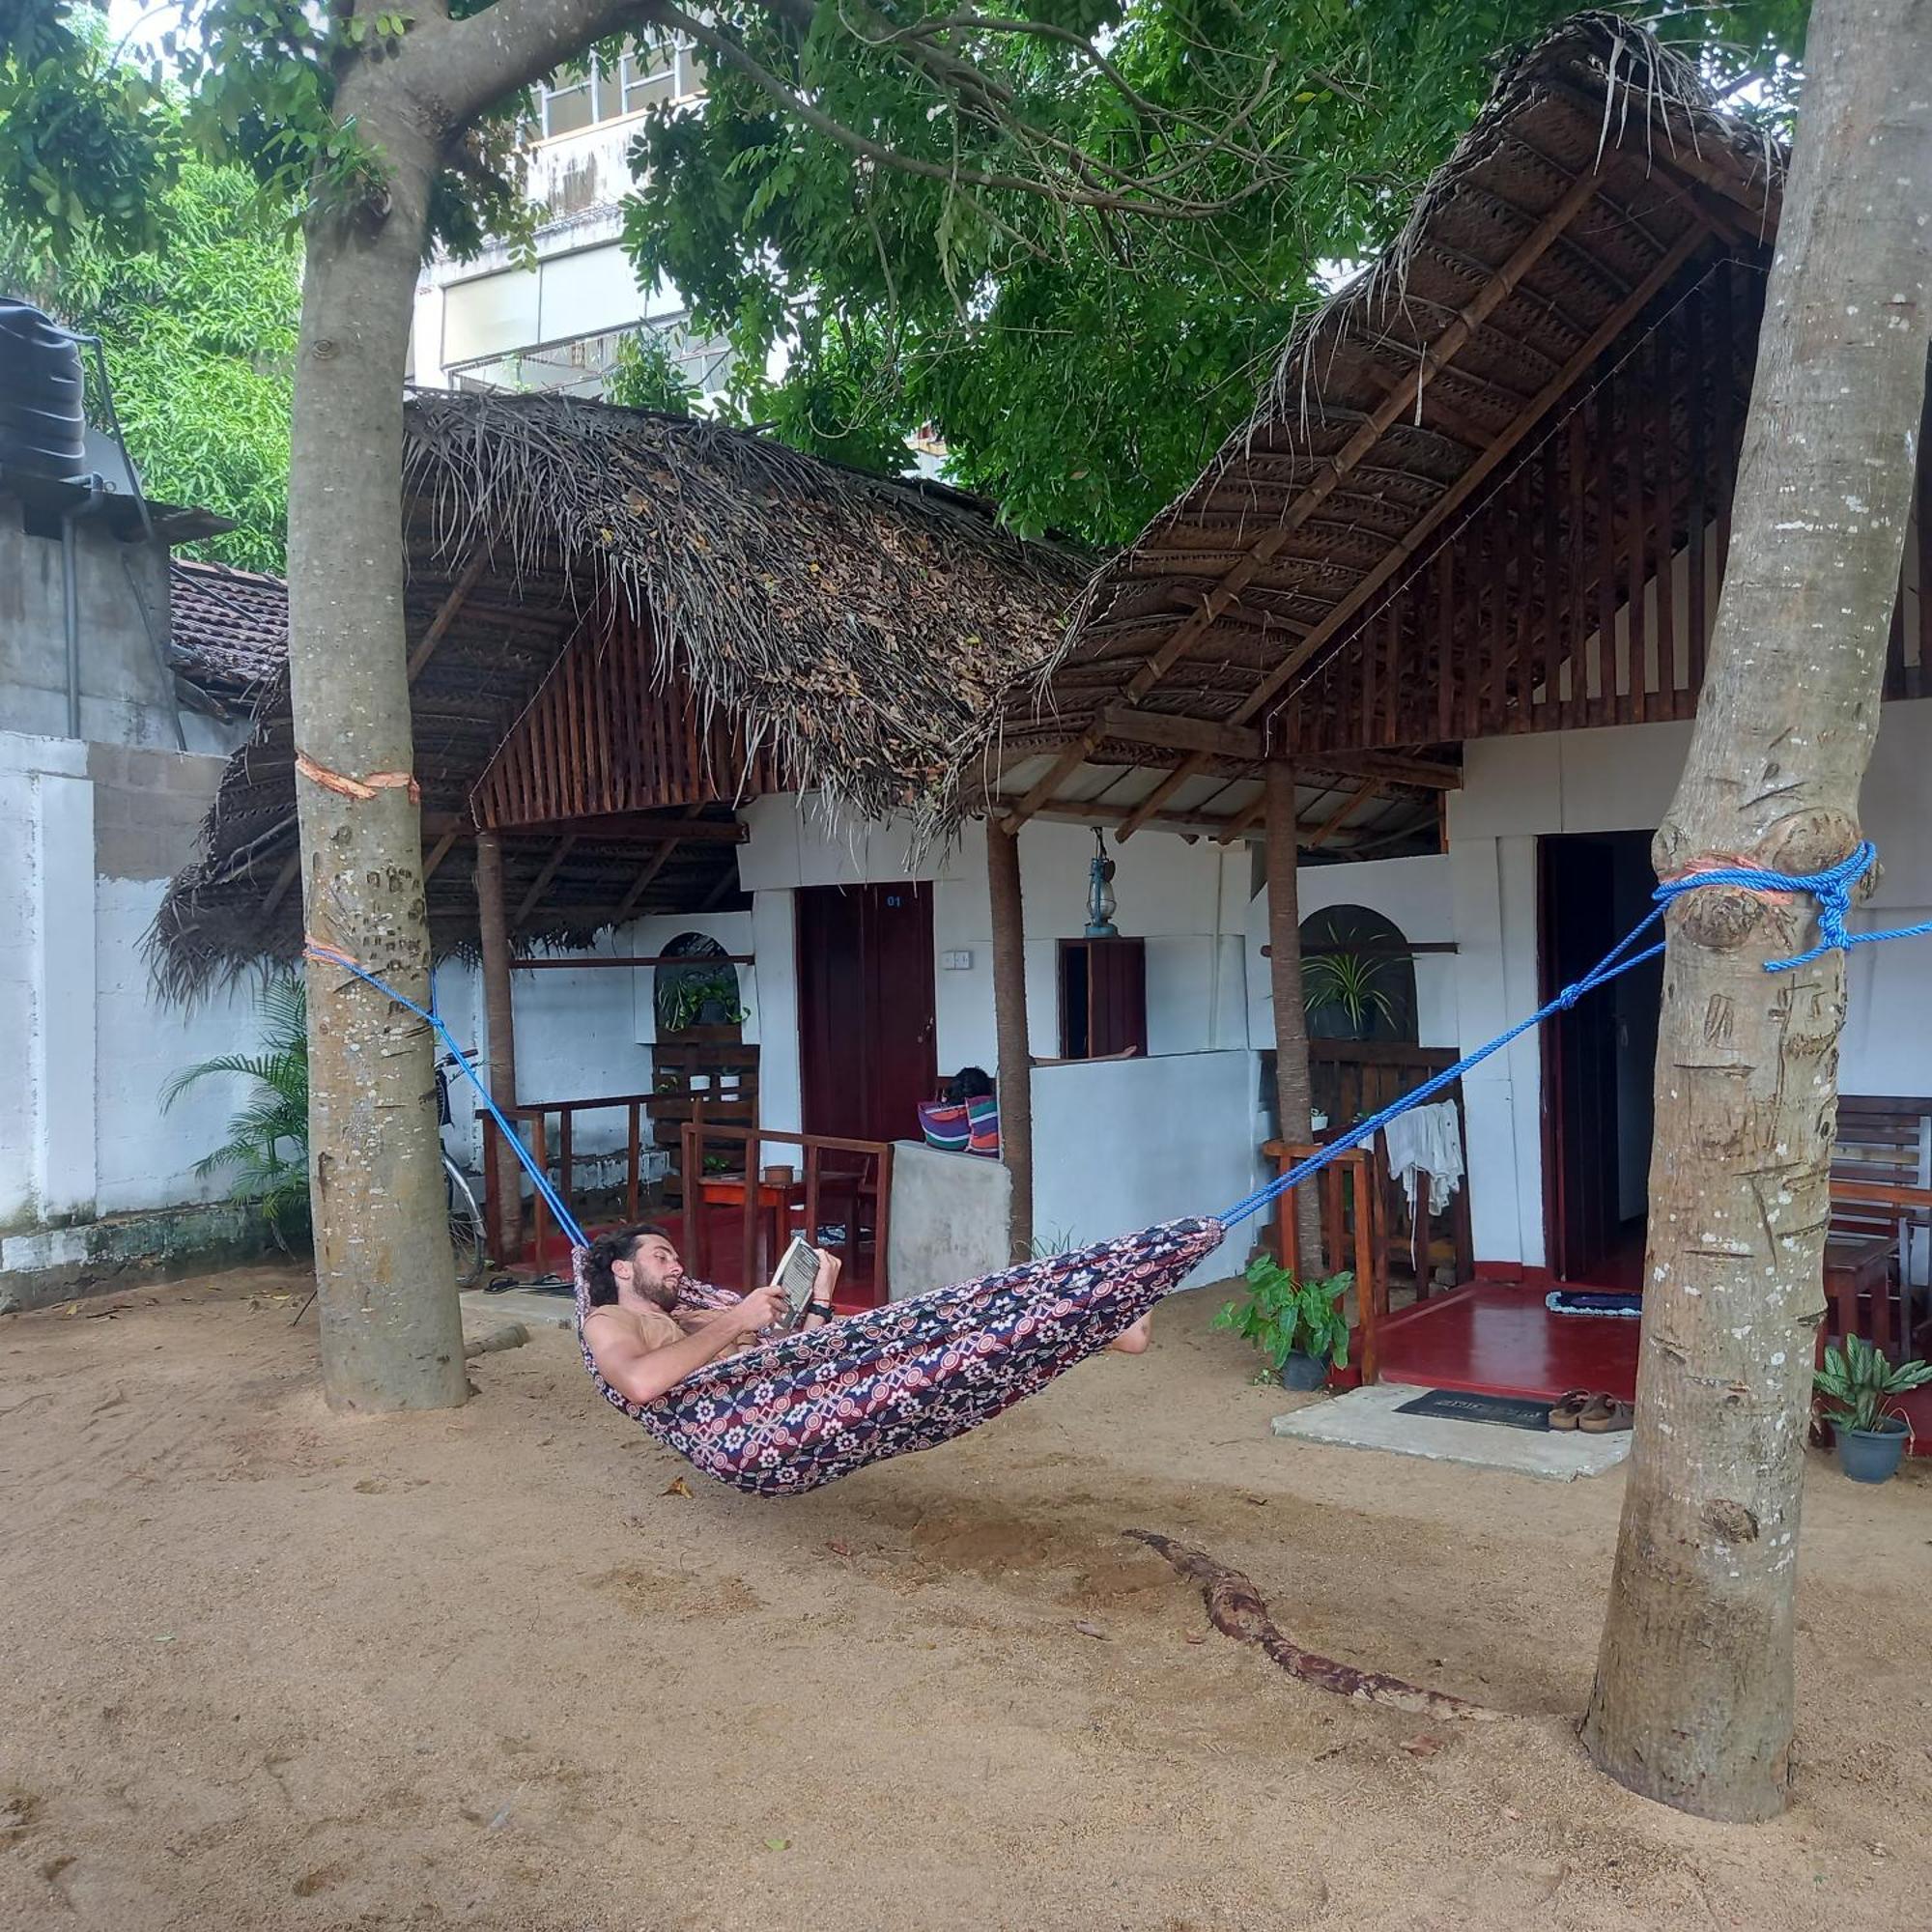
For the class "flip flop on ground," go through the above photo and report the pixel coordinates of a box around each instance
[1577,1394,1634,1434]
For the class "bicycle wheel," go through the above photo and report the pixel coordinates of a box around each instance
[444,1158,488,1288]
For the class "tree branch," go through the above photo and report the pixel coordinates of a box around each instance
[430,0,668,129]
[657,2,1265,219]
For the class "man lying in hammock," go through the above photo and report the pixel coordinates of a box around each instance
[581,1222,1151,1406]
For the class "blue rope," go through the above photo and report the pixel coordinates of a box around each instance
[1218,841,1929,1230]
[305,941,588,1249]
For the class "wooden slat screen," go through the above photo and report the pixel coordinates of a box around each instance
[471,599,779,830]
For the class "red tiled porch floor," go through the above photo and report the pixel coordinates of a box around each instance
[1370,1281,1641,1405]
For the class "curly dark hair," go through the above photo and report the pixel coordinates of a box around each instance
[581,1223,673,1307]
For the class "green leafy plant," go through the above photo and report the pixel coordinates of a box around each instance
[1029,1225,1078,1261]
[1213,1252,1351,1370]
[1813,1336,1932,1435]
[605,327,701,418]
[661,966,748,1032]
[1303,951,1397,1037]
[161,972,310,1247]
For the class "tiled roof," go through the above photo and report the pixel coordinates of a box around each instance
[167,557,287,710]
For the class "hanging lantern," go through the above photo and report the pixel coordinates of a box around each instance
[1085,827,1119,938]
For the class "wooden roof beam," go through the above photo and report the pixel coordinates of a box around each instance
[994,793,1268,843]
[1310,749,1463,792]
[1094,702,1263,764]
[611,806,706,923]
[1008,162,1606,839]
[492,812,747,844]
[1215,796,1267,845]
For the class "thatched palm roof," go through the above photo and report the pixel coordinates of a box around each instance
[1021,13,1788,824]
[151,391,1086,999]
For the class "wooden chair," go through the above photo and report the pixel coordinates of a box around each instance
[1825,1095,1932,1357]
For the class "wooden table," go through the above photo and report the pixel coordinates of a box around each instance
[696,1176,807,1282]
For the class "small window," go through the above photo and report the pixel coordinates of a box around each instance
[1058,938,1147,1060]
[540,69,598,137]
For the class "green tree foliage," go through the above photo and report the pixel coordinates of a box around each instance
[0,16,300,571]
[626,1,1807,540]
[603,327,701,416]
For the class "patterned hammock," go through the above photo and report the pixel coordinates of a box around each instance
[574,1216,1225,1496]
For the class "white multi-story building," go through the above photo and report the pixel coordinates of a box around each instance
[408,36,733,404]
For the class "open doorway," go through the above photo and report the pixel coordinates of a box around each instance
[1539,832,1662,1286]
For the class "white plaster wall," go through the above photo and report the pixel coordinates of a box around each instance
[94,878,261,1213]
[1031,1050,1256,1288]
[0,762,39,1228]
[0,730,272,1234]
[737,795,1252,1082]
[1446,697,1932,1266]
[1245,852,1459,1051]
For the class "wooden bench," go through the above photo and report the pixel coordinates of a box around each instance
[1826,1095,1932,1357]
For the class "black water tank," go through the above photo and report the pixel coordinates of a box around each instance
[0,296,87,485]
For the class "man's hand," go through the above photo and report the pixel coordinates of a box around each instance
[800,1248,841,1331]
[719,1282,787,1338]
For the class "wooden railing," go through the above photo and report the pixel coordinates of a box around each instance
[680,1122,895,1302]
[1263,1139,1387,1385]
[1307,1041,1474,1292]
[481,1092,661,1261]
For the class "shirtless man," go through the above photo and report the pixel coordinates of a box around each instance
[581,1222,1150,1407]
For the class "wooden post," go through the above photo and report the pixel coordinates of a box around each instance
[1263,755,1321,1264]
[986,817,1035,1263]
[474,829,524,1264]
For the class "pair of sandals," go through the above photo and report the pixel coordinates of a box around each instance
[1549,1389,1633,1434]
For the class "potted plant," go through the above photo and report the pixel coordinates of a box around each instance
[1303,950,1397,1039]
[660,967,748,1034]
[1213,1252,1351,1390]
[1814,1336,1931,1483]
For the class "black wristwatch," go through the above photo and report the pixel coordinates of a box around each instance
[804,1299,836,1321]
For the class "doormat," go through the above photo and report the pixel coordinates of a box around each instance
[1545,1290,1642,1319]
[1393,1388,1554,1432]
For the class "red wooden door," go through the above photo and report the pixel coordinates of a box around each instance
[797,882,937,1145]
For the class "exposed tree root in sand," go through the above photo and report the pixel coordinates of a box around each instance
[1125,1529,1501,1721]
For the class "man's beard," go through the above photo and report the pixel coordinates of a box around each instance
[639,1272,681,1312]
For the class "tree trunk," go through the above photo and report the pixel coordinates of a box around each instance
[1582,0,1932,1821]
[1263,756,1322,1265]
[289,82,468,1411]
[987,817,1035,1263]
[474,829,524,1264]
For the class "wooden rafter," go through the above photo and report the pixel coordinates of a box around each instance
[611,805,706,923]
[1120,218,1715,821]
[261,853,301,923]
[1308,781,1381,850]
[421,824,464,883]
[996,794,1270,843]
[406,546,490,685]
[514,834,578,925]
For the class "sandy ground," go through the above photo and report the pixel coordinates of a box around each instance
[3,1266,1930,1932]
